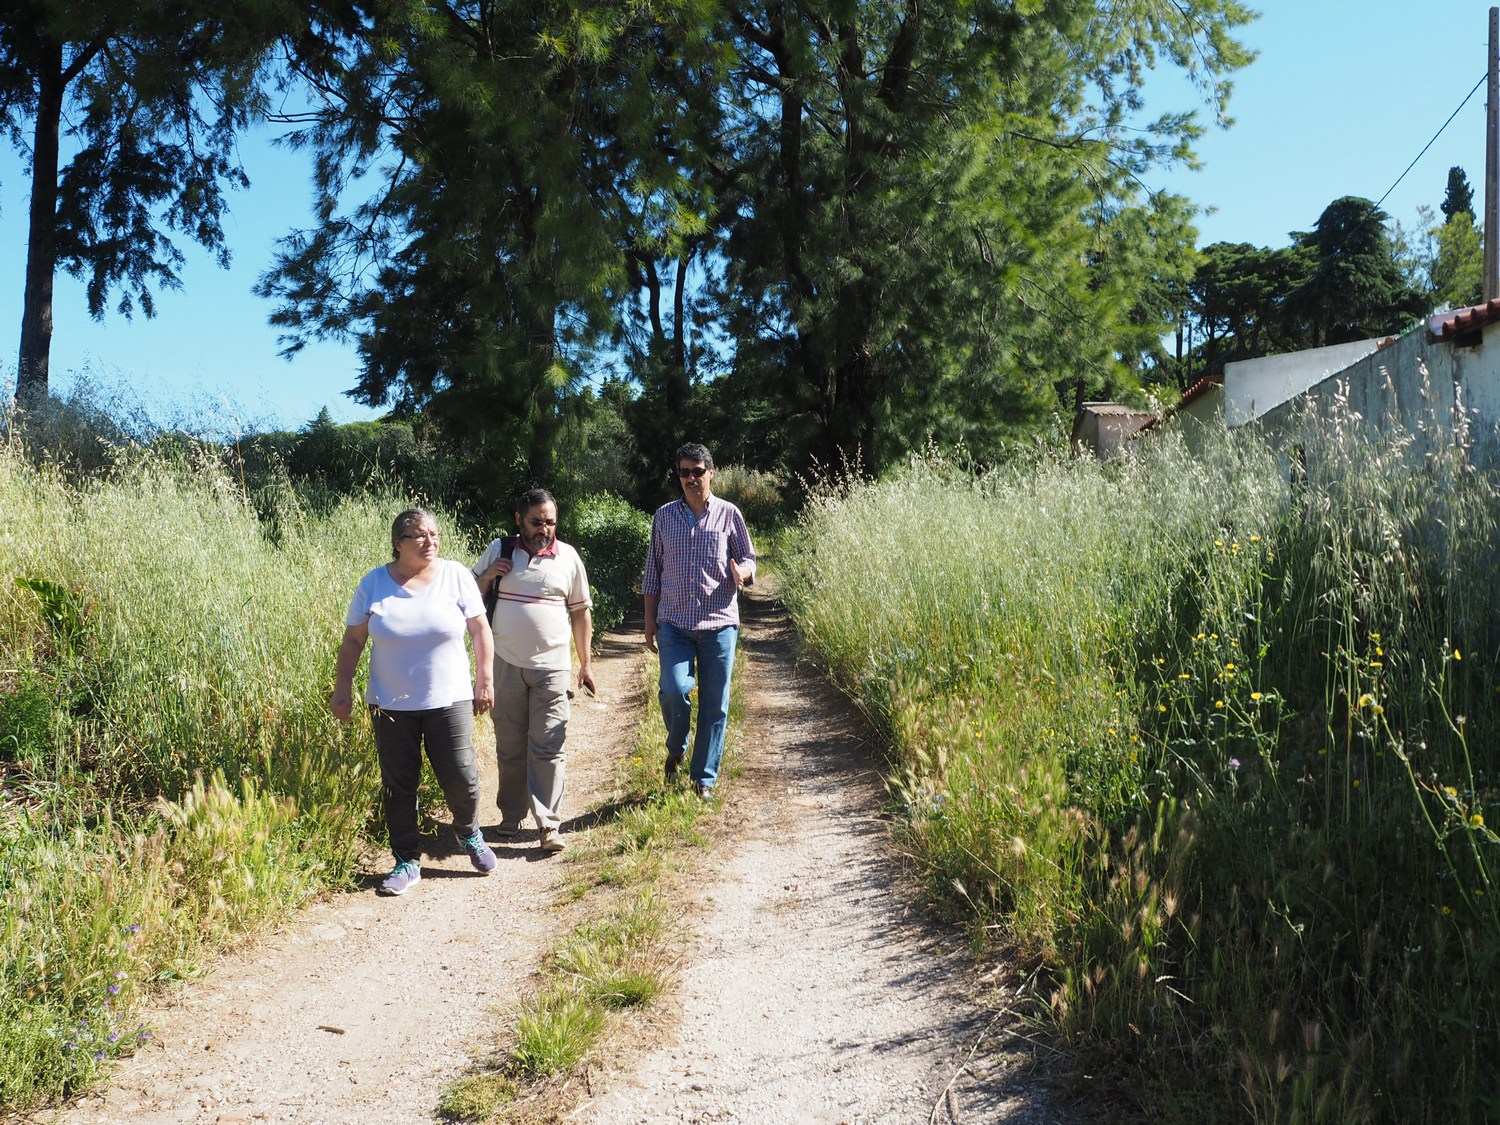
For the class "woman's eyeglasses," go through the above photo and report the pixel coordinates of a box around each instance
[400,531,440,542]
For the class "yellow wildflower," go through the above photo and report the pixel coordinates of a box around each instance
[1471,813,1486,828]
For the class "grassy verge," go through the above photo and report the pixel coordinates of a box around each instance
[441,644,747,1123]
[0,432,477,1110]
[777,409,1500,1121]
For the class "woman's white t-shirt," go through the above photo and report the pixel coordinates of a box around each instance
[345,559,485,710]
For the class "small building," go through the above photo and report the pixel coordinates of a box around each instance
[1072,401,1154,459]
[1135,373,1224,454]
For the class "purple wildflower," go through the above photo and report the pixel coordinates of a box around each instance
[1228,757,1241,771]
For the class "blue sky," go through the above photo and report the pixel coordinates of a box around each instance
[0,0,1493,431]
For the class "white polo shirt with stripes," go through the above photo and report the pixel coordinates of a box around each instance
[473,538,592,671]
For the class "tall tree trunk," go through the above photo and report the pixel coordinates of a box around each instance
[524,308,557,483]
[671,250,689,377]
[17,45,64,408]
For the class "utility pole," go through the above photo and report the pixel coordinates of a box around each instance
[1486,6,1499,301]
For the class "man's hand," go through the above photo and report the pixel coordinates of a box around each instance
[578,664,597,696]
[729,559,746,589]
[644,620,658,654]
[479,556,514,584]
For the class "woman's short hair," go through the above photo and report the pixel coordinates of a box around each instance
[390,507,437,559]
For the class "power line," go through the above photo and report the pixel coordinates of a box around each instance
[1374,72,1486,211]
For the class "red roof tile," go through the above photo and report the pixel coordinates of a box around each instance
[1132,373,1223,436]
[1429,298,1500,341]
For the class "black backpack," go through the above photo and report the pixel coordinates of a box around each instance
[481,536,518,620]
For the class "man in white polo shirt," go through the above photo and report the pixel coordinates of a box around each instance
[473,489,595,853]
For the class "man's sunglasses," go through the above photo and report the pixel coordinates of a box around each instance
[677,466,708,478]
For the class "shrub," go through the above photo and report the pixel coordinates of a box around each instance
[710,464,789,530]
[563,493,650,635]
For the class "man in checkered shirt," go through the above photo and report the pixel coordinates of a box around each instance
[642,442,757,800]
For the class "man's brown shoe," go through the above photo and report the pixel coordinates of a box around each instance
[540,828,566,854]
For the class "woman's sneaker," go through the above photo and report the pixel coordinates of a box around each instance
[462,831,497,874]
[380,860,421,896]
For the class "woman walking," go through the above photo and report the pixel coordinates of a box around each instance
[330,508,498,895]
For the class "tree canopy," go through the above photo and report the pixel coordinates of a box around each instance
[1,0,294,405]
[1171,195,1428,383]
[256,0,1254,486]
[1441,165,1475,225]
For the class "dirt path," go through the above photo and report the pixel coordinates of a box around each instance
[581,585,1078,1125]
[42,625,646,1125]
[40,588,1084,1124]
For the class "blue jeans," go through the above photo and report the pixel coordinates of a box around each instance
[657,621,738,788]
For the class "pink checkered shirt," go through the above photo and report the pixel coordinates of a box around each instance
[642,495,757,630]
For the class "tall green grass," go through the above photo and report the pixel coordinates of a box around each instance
[780,401,1500,1121]
[0,432,453,1110]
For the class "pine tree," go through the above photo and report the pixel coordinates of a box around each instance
[1441,166,1476,224]
[1,0,289,407]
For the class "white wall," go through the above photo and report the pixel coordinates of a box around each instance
[1224,339,1386,428]
[1255,321,1500,468]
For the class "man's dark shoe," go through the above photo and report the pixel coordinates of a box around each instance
[664,755,682,782]
[495,820,523,839]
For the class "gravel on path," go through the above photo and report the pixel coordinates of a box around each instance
[38,588,1089,1125]
[40,627,644,1125]
[581,585,1079,1125]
